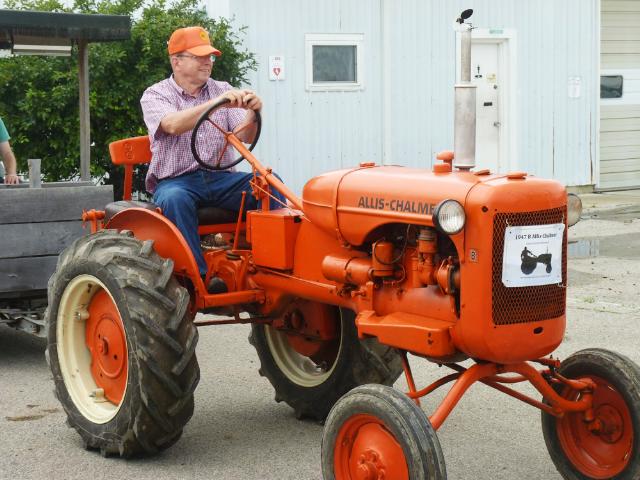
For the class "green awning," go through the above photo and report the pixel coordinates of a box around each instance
[0,9,130,48]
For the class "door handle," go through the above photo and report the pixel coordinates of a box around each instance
[493,121,501,127]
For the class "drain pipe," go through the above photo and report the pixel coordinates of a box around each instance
[453,9,476,170]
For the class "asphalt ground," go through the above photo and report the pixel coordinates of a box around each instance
[1,198,639,480]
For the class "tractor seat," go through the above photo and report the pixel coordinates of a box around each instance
[104,200,239,225]
[107,136,241,226]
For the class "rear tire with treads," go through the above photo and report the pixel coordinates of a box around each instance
[249,305,403,421]
[45,229,199,457]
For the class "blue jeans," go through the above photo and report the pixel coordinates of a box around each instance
[153,169,286,276]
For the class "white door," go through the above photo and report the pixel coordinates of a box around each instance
[471,42,501,172]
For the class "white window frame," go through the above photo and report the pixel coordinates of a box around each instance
[305,33,364,92]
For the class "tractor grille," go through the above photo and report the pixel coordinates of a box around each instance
[492,207,567,325]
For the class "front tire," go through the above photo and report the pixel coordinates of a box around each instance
[322,384,447,480]
[46,230,199,457]
[541,348,640,479]
[249,301,402,420]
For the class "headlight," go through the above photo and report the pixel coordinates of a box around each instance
[433,199,465,234]
[567,193,582,227]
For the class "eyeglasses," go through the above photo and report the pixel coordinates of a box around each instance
[175,54,216,63]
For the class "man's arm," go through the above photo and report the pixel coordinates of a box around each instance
[0,141,19,184]
[160,89,261,137]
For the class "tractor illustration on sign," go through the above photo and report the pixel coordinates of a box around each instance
[520,246,553,274]
[45,10,639,480]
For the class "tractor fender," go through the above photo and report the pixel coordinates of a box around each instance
[105,207,200,283]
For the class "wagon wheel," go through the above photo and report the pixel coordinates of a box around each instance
[321,384,447,480]
[249,301,402,420]
[190,97,261,171]
[541,349,640,479]
[46,230,199,457]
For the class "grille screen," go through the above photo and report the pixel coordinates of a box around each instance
[492,207,567,325]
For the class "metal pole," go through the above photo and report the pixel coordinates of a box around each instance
[78,40,90,182]
[28,159,41,188]
[460,26,472,83]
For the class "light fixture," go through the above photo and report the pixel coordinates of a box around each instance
[11,34,71,57]
[12,44,71,56]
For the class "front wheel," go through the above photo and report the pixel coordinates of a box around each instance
[46,230,199,457]
[322,384,447,480]
[541,348,640,479]
[249,301,402,420]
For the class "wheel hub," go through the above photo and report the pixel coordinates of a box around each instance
[356,450,385,480]
[335,414,409,480]
[266,301,341,387]
[86,290,128,404]
[594,404,624,443]
[557,375,633,478]
[277,305,338,360]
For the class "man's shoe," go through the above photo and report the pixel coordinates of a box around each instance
[206,276,228,294]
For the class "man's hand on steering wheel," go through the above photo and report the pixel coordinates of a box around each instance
[220,89,262,112]
[191,92,262,170]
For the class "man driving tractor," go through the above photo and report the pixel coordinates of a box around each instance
[140,26,284,292]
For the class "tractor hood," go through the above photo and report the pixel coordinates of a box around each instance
[302,164,480,246]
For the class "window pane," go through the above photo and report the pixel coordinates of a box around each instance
[601,75,623,99]
[313,45,357,82]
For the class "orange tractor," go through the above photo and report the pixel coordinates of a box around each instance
[46,11,639,480]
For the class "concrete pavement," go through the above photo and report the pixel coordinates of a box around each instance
[579,189,640,215]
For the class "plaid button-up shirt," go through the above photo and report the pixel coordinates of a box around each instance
[141,76,246,193]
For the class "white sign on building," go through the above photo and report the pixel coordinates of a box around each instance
[269,55,285,80]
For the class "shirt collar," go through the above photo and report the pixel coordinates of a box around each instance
[169,75,210,98]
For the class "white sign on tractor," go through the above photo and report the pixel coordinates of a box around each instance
[502,223,565,287]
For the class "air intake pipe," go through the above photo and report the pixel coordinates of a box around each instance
[453,9,476,170]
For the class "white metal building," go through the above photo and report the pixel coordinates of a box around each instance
[207,0,604,195]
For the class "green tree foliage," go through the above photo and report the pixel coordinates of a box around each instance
[0,0,256,197]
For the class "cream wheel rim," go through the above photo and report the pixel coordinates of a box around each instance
[56,275,127,424]
[264,324,341,387]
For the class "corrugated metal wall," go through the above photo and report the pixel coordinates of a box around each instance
[216,0,383,193]
[600,0,640,190]
[215,0,598,194]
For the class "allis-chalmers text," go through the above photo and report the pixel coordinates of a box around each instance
[357,196,436,215]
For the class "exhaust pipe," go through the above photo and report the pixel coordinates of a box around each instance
[453,9,476,170]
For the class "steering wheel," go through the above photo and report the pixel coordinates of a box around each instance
[190,97,262,170]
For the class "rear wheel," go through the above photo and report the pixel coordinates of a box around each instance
[322,384,446,480]
[541,348,640,479]
[46,230,199,457]
[249,300,402,420]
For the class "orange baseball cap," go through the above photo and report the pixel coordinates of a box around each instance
[167,26,222,57]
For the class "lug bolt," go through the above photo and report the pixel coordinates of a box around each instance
[97,337,109,354]
[290,311,304,330]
